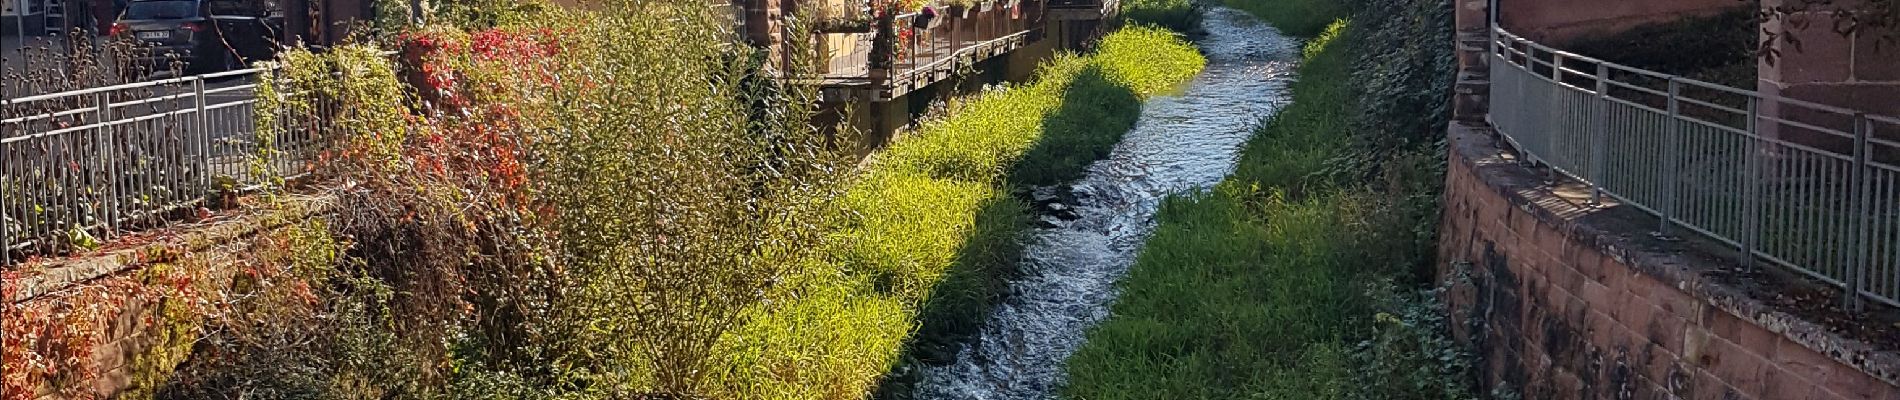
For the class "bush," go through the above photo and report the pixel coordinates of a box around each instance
[220,2,854,398]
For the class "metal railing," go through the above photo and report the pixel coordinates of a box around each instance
[1,64,320,267]
[1488,27,1900,311]
[820,5,1037,83]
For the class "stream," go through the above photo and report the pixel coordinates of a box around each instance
[906,7,1302,399]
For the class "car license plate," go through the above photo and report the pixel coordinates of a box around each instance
[137,31,169,40]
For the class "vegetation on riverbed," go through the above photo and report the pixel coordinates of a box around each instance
[1063,0,1490,398]
[865,26,1204,398]
[110,2,1206,397]
[1216,0,1347,37]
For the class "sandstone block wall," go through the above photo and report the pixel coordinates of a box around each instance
[1438,125,1900,400]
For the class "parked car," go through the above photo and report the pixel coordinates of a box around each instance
[108,0,283,74]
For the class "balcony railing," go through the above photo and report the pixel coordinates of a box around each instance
[814,2,1040,101]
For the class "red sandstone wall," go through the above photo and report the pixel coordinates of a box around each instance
[1757,0,1900,135]
[1498,0,1737,43]
[1437,125,1900,400]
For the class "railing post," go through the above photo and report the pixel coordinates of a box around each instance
[1741,97,1761,271]
[194,77,211,192]
[1545,52,1562,166]
[1847,113,1871,313]
[1,112,9,267]
[1658,78,1682,236]
[95,91,117,234]
[1589,62,1609,206]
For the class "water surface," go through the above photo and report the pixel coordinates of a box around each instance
[907,7,1302,399]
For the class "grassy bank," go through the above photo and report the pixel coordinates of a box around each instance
[1216,0,1347,38]
[1063,0,1482,398]
[713,26,1205,399]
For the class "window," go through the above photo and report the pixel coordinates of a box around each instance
[125,1,198,19]
[205,0,263,16]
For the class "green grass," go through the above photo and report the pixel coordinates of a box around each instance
[1064,12,1483,400]
[705,26,1207,400]
[1121,0,1204,34]
[1217,0,1349,38]
[1063,21,1365,400]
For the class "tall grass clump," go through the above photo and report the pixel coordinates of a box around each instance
[1218,0,1348,37]
[1121,0,1205,34]
[721,26,1204,399]
[1066,0,1485,397]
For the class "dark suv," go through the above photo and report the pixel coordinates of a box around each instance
[110,0,283,74]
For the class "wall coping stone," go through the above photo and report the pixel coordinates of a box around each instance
[1447,121,1900,389]
[6,191,337,304]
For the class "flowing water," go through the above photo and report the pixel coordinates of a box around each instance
[906,7,1301,399]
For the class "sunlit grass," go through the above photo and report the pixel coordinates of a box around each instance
[1063,18,1363,400]
[1067,6,1483,396]
[1218,0,1348,37]
[707,26,1206,400]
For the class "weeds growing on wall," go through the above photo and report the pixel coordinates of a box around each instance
[1065,0,1488,398]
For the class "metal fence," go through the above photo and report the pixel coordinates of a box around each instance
[820,7,1038,81]
[1,65,320,266]
[1488,27,1900,311]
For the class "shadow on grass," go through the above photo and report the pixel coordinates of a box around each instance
[872,66,1146,399]
[1011,68,1146,187]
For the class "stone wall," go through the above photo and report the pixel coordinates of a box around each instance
[1437,124,1900,399]
[3,195,333,400]
[1497,0,1737,44]
[1757,0,1900,143]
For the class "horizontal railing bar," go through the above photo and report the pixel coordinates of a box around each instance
[1603,79,1668,97]
[1678,114,1750,135]
[109,91,199,109]
[1492,23,1900,309]
[1675,96,1748,117]
[1,107,204,144]
[1757,114,1857,141]
[203,84,259,96]
[0,107,95,125]
[1604,96,1667,114]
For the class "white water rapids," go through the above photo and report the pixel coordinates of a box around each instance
[906,7,1303,400]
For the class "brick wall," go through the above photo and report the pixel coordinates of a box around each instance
[1437,124,1900,400]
